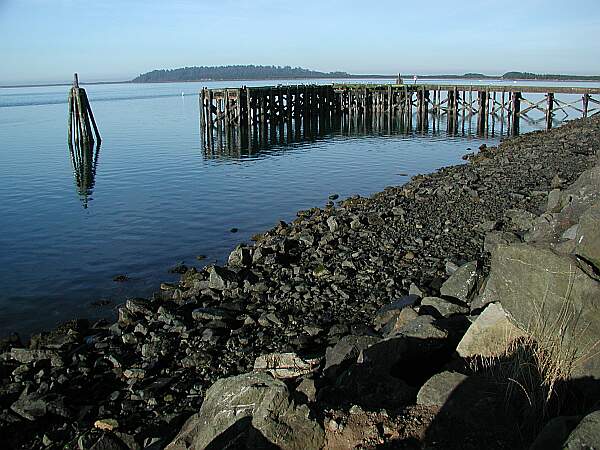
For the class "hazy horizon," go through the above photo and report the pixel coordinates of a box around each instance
[1,0,599,85]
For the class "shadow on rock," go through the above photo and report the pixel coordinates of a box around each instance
[420,363,600,449]
[205,417,279,450]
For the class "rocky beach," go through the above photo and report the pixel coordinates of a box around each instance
[2,116,600,449]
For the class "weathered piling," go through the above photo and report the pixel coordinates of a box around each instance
[67,74,101,147]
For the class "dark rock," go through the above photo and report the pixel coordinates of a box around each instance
[417,371,469,406]
[208,266,238,290]
[10,348,63,367]
[324,335,380,378]
[439,260,478,303]
[373,295,419,330]
[420,297,469,318]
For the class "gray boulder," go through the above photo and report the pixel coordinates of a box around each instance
[439,261,478,303]
[416,371,469,406]
[456,303,527,359]
[564,410,600,449]
[487,244,600,379]
[166,372,323,450]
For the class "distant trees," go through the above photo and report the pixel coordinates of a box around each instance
[131,65,353,82]
[501,72,600,81]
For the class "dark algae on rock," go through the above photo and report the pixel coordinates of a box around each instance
[1,117,600,449]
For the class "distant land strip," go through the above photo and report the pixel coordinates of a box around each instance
[131,66,600,83]
[2,68,599,89]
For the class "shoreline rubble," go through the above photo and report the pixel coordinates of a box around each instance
[2,116,600,449]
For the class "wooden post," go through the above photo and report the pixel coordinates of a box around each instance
[511,92,521,135]
[208,89,214,130]
[583,94,589,118]
[546,93,554,129]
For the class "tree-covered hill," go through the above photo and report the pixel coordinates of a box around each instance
[132,65,357,82]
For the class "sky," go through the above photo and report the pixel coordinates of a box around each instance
[0,0,599,84]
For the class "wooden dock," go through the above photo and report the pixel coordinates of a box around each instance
[199,83,600,147]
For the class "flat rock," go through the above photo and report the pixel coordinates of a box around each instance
[254,352,321,379]
[392,315,449,341]
[456,302,527,359]
[10,348,63,367]
[191,307,235,322]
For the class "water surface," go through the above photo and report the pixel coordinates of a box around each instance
[1,78,596,335]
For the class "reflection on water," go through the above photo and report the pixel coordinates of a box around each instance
[68,140,100,208]
[201,109,524,160]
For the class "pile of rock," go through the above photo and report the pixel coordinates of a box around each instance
[167,146,600,449]
[1,116,600,449]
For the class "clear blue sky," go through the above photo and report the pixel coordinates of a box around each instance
[1,0,599,84]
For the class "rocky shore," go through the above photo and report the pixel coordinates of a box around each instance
[2,117,600,449]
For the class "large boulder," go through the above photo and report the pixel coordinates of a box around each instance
[166,372,323,450]
[564,410,600,449]
[485,244,600,379]
[456,303,527,359]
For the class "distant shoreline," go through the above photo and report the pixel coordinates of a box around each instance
[3,74,600,89]
[0,75,394,89]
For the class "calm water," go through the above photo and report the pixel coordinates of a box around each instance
[1,78,597,335]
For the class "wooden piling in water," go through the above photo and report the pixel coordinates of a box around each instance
[68,73,101,147]
[546,93,554,129]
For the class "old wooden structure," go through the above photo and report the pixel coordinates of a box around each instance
[199,83,600,146]
[68,73,101,147]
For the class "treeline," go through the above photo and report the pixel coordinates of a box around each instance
[405,72,600,81]
[501,71,600,81]
[132,65,356,83]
